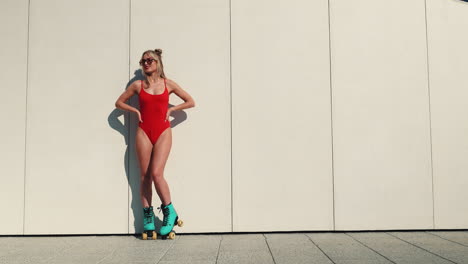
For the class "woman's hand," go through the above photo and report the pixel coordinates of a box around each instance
[166,108,173,121]
[137,110,143,123]
[166,79,195,110]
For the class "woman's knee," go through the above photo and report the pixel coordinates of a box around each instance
[150,170,164,182]
[140,172,151,183]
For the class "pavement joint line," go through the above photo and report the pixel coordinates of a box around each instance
[304,234,336,264]
[263,234,277,264]
[425,231,468,248]
[215,235,223,264]
[385,232,460,264]
[95,247,117,264]
[345,232,397,264]
[40,240,78,263]
[155,236,178,264]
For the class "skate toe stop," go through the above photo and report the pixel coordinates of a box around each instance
[177,220,184,227]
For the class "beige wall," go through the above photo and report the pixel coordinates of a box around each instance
[24,0,130,234]
[231,0,333,231]
[331,0,433,230]
[426,0,468,229]
[1,0,468,234]
[0,0,28,235]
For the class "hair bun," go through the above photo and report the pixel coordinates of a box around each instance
[154,49,162,55]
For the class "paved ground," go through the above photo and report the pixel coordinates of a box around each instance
[1,231,468,264]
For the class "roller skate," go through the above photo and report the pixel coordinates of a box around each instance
[142,206,157,240]
[157,203,183,240]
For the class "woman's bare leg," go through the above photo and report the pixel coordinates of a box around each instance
[150,128,172,206]
[135,127,154,208]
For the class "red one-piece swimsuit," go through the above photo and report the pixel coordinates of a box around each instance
[138,79,171,145]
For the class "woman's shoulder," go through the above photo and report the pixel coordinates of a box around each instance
[165,78,175,85]
[128,79,144,93]
[165,78,180,90]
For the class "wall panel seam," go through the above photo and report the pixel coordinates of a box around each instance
[23,0,31,235]
[229,0,233,233]
[327,0,336,231]
[423,0,436,229]
[128,0,132,234]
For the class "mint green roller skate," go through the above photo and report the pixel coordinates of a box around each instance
[142,206,156,240]
[158,203,183,239]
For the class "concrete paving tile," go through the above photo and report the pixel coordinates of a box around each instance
[220,234,265,241]
[217,234,274,264]
[42,255,112,264]
[100,262,155,264]
[389,231,468,264]
[0,255,39,264]
[333,260,394,264]
[101,260,166,264]
[99,238,176,263]
[62,236,134,248]
[96,263,154,264]
[159,235,220,263]
[2,236,74,249]
[428,231,468,246]
[0,238,21,257]
[1,232,467,264]
[106,262,163,264]
[158,261,215,264]
[390,257,459,264]
[58,247,114,256]
[44,244,113,262]
[0,237,75,264]
[348,232,453,264]
[306,233,393,263]
[264,233,333,264]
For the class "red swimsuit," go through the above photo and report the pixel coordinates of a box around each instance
[138,79,171,145]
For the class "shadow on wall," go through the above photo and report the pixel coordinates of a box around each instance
[107,69,188,234]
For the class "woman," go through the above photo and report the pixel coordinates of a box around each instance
[115,49,195,239]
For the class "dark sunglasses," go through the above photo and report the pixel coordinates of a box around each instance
[139,58,157,65]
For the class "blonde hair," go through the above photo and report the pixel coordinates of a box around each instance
[140,49,166,79]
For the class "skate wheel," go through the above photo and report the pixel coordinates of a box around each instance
[168,232,176,239]
[177,220,184,227]
[151,231,157,240]
[142,232,148,240]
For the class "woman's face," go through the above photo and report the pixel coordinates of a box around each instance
[140,53,158,74]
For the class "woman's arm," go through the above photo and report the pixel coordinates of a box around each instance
[115,81,143,122]
[166,79,195,119]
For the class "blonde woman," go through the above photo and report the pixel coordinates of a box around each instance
[115,49,195,239]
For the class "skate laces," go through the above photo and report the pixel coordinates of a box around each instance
[144,208,153,223]
[157,206,170,225]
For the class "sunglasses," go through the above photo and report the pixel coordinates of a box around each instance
[139,58,157,65]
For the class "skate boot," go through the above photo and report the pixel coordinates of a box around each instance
[158,203,183,239]
[142,206,156,240]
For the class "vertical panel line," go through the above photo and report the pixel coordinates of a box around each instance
[229,0,233,233]
[127,0,132,234]
[23,0,31,235]
[423,0,435,229]
[327,0,336,231]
